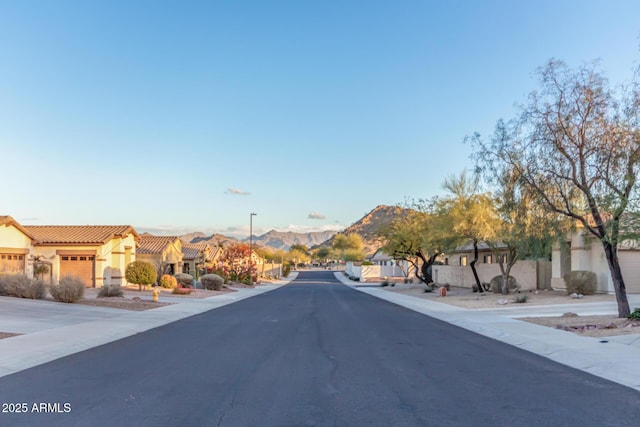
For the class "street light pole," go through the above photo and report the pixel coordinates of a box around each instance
[249,212,257,285]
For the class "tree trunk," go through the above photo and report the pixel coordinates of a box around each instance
[602,241,631,318]
[470,240,483,293]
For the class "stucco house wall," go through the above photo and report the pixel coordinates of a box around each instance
[552,232,640,294]
[0,217,35,276]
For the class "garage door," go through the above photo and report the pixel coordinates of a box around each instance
[0,253,25,274]
[619,251,640,294]
[60,255,95,287]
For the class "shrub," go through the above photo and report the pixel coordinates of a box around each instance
[490,275,519,294]
[126,261,158,291]
[172,287,191,295]
[0,274,46,299]
[98,284,124,297]
[563,270,598,295]
[628,308,640,320]
[513,295,529,303]
[159,274,178,289]
[49,275,85,303]
[282,262,291,278]
[21,279,46,299]
[201,274,224,291]
[173,273,194,288]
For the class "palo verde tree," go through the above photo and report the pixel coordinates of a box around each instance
[378,199,447,286]
[331,233,366,262]
[436,172,501,293]
[472,59,640,317]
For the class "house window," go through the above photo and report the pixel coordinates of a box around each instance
[483,254,492,264]
[460,256,467,266]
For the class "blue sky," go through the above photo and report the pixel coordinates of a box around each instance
[1,1,639,238]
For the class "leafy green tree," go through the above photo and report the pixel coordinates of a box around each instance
[331,233,365,261]
[379,200,448,285]
[472,59,640,317]
[126,261,158,291]
[289,244,309,255]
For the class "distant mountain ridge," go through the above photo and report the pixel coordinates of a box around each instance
[180,229,339,251]
[243,230,338,250]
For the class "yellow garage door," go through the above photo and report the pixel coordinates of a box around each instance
[60,255,95,287]
[0,253,25,274]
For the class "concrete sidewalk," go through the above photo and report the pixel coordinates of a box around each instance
[335,272,640,393]
[0,273,297,379]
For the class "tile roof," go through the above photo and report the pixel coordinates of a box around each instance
[182,243,205,260]
[137,235,180,255]
[24,225,137,245]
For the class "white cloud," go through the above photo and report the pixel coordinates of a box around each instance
[225,188,251,196]
[308,211,326,220]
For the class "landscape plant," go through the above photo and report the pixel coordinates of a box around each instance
[489,275,519,294]
[563,271,598,295]
[125,261,158,291]
[201,274,224,291]
[98,284,124,298]
[173,273,194,288]
[159,274,178,289]
[49,275,85,303]
[0,274,46,299]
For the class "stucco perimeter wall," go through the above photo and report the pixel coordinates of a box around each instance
[345,263,414,282]
[432,260,543,291]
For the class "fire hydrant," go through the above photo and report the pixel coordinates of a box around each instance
[152,288,160,303]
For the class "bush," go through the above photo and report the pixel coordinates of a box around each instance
[173,273,194,288]
[98,285,124,297]
[513,295,529,303]
[563,270,598,295]
[628,308,640,320]
[172,287,191,295]
[201,274,224,291]
[50,275,85,303]
[282,262,291,278]
[126,261,158,291]
[159,274,178,289]
[490,275,519,294]
[0,274,46,299]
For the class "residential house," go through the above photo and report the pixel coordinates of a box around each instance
[432,241,551,291]
[0,216,36,276]
[181,243,209,278]
[24,224,138,287]
[345,250,416,282]
[551,230,640,294]
[136,234,183,276]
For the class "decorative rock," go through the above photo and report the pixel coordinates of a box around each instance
[497,299,508,305]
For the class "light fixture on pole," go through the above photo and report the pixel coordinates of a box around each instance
[249,212,257,285]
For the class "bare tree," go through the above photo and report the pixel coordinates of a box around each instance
[473,59,640,317]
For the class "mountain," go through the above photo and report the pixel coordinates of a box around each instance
[184,233,239,248]
[318,205,407,254]
[243,230,339,251]
[179,230,339,251]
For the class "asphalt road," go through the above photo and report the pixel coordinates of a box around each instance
[0,271,638,426]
